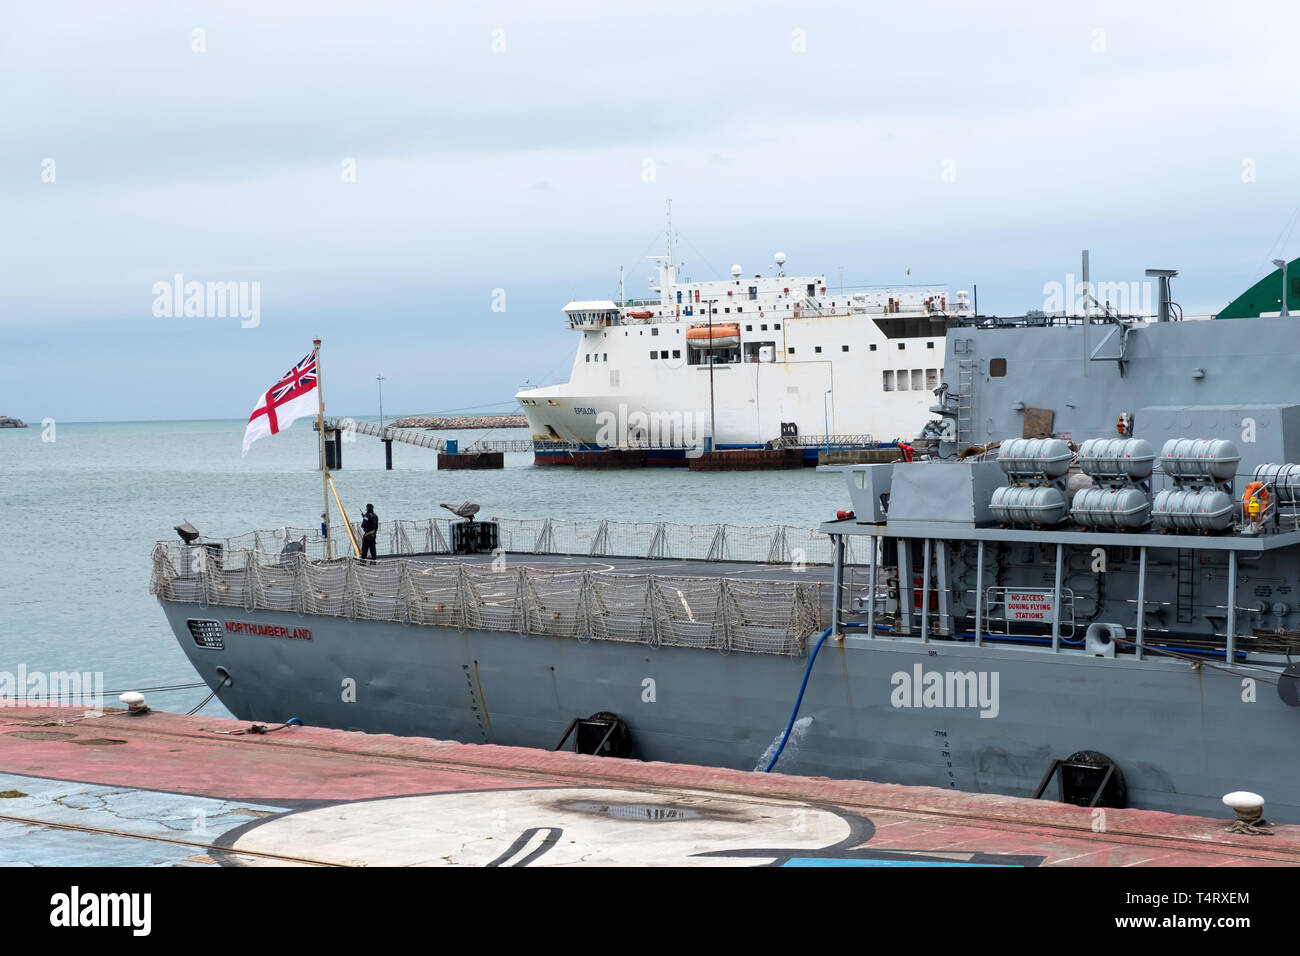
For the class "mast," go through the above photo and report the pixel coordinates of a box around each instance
[1081,249,1091,318]
[652,199,676,307]
[314,337,333,559]
[666,198,673,267]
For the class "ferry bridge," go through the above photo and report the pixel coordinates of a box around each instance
[316,418,892,468]
[315,418,549,467]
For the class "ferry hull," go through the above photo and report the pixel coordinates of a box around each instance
[161,599,1300,822]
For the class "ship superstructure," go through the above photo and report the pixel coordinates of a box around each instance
[516,245,972,463]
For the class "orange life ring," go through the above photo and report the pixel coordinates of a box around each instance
[1243,481,1269,518]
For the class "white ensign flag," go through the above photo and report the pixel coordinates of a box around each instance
[241,351,320,456]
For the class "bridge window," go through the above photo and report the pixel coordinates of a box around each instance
[990,358,1007,377]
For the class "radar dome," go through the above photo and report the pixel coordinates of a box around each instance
[731,264,743,278]
[774,252,786,265]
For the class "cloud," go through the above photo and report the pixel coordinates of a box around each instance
[2,0,1298,419]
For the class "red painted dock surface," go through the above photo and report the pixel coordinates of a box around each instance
[2,703,1296,867]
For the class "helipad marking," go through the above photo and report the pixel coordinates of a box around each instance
[782,858,1016,867]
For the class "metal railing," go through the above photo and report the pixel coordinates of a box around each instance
[150,545,822,657]
[159,515,866,568]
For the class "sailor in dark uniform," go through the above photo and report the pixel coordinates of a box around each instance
[361,504,379,561]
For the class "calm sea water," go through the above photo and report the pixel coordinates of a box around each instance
[0,419,843,716]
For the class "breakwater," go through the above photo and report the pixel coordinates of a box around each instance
[390,414,528,430]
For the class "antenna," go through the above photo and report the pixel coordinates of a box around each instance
[666,199,673,267]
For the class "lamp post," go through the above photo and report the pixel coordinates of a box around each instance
[376,374,386,431]
[707,298,717,452]
[1273,259,1290,317]
[824,388,833,455]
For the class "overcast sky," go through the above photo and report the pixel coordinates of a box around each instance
[3,0,1298,422]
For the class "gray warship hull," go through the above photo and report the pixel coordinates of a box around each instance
[158,592,1299,821]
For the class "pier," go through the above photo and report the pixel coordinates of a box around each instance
[314,419,904,469]
[4,702,1295,867]
[315,418,548,468]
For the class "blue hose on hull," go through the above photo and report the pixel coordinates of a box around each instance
[763,626,834,773]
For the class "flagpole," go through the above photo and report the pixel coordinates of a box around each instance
[314,337,333,559]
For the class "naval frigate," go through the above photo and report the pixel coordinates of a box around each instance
[151,257,1300,822]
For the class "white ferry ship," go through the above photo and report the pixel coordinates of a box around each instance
[516,247,972,464]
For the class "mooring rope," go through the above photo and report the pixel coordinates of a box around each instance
[1225,806,1274,836]
[184,675,231,716]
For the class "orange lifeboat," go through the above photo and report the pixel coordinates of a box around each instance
[686,323,741,349]
[627,310,654,319]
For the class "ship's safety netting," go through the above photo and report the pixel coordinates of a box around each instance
[150,544,823,657]
[190,515,868,566]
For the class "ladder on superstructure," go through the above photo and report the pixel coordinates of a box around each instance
[956,360,975,447]
[1175,549,1196,624]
